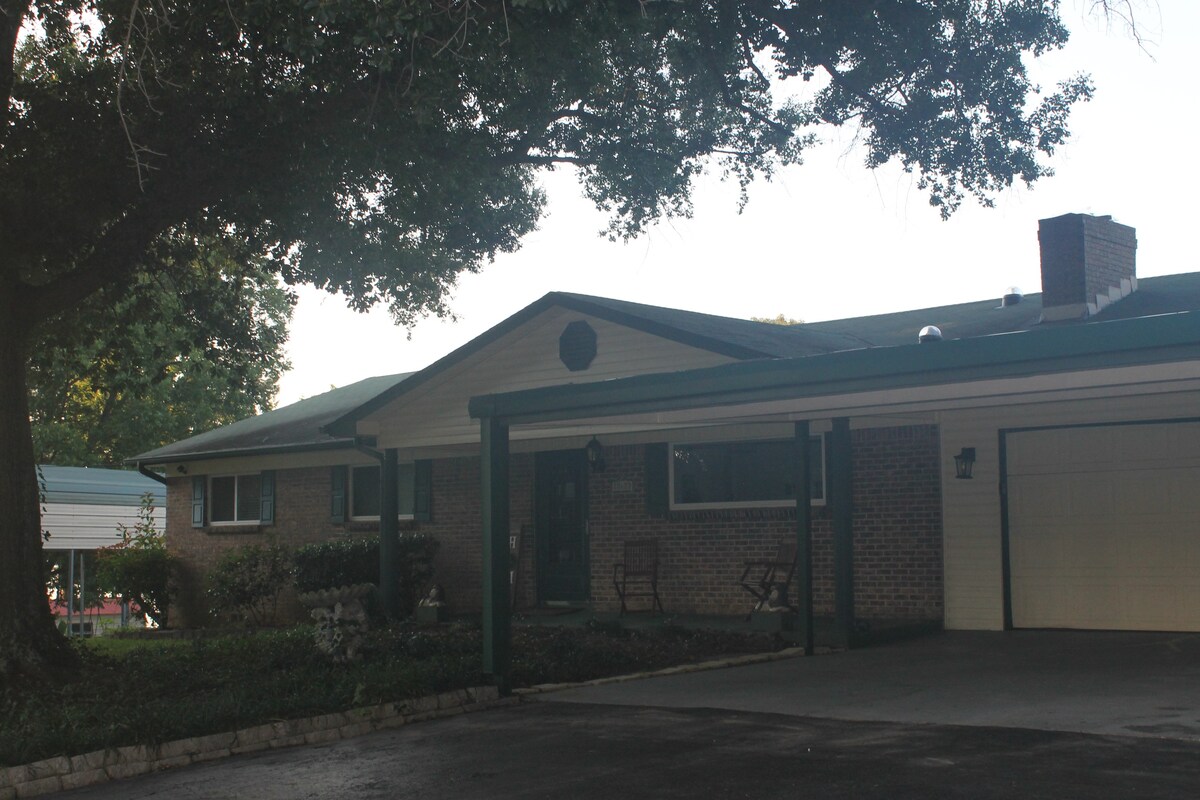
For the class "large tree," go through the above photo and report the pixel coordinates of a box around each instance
[2,0,1092,677]
[29,242,293,467]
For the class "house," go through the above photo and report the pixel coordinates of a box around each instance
[51,598,143,636]
[135,213,1200,652]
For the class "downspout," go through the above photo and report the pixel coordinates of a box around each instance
[136,462,168,485]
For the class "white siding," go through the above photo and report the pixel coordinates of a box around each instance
[939,390,1200,631]
[366,308,737,449]
[42,503,166,551]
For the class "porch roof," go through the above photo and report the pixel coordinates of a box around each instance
[469,310,1200,426]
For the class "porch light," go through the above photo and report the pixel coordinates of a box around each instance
[585,436,606,473]
[954,447,976,480]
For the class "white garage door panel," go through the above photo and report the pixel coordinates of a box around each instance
[1008,422,1200,632]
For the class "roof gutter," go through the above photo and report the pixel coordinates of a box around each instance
[354,437,384,463]
[135,462,168,485]
[128,438,359,468]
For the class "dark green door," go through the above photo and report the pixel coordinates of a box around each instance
[535,450,589,604]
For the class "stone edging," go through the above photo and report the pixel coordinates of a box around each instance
[1,648,810,797]
[0,686,509,799]
[513,646,810,696]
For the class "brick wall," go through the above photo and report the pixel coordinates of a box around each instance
[417,453,536,613]
[1039,213,1136,310]
[587,425,944,620]
[165,457,538,624]
[166,424,943,624]
[166,467,348,625]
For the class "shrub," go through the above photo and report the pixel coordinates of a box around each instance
[293,536,377,592]
[206,540,291,627]
[95,548,177,627]
[293,534,439,616]
[94,492,177,626]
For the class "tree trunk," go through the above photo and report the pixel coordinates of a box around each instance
[0,292,78,680]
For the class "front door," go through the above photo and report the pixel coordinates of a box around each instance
[535,450,589,604]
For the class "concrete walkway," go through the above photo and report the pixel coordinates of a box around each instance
[542,630,1200,740]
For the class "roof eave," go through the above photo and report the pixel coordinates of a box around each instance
[469,312,1200,425]
[128,438,360,468]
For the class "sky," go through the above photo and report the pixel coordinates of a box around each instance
[276,0,1200,407]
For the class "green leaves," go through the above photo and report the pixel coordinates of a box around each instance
[205,540,293,627]
[6,1,1091,325]
[95,492,177,627]
[27,240,294,467]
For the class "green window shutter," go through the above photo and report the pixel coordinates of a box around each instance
[191,476,206,528]
[413,459,433,522]
[330,466,347,523]
[644,443,669,517]
[259,470,275,525]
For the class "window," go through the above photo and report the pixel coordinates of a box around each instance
[670,437,825,510]
[210,474,262,524]
[349,463,417,520]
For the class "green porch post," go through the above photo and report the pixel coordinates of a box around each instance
[481,416,511,684]
[793,421,814,654]
[379,448,400,618]
[831,417,855,649]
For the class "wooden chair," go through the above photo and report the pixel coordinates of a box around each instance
[739,538,798,615]
[612,540,664,615]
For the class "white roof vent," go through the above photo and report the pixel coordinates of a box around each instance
[918,325,943,343]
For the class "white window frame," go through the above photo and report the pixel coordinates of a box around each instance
[208,473,262,526]
[668,436,827,511]
[348,463,417,522]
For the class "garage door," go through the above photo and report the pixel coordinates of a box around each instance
[1006,421,1200,631]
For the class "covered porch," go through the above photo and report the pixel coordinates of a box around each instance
[467,311,1200,682]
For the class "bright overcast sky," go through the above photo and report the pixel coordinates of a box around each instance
[277,0,1198,407]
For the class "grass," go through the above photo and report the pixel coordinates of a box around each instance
[0,621,783,767]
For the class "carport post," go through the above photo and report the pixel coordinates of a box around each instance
[379,448,400,618]
[794,421,814,654]
[481,416,511,684]
[831,417,855,648]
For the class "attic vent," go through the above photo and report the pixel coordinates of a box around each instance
[559,321,597,371]
[1002,287,1022,307]
[918,325,943,343]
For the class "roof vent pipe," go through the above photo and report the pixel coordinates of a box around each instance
[918,325,943,343]
[1002,287,1022,306]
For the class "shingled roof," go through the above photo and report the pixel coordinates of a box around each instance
[135,271,1200,464]
[802,273,1200,347]
[132,373,412,465]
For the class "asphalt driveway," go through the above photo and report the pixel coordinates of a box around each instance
[57,703,1200,799]
[545,630,1200,740]
[56,630,1200,798]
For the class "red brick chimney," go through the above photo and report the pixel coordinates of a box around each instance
[1038,213,1137,322]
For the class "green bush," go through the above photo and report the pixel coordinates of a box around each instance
[206,541,291,627]
[293,536,377,592]
[94,492,177,626]
[0,621,782,767]
[293,534,439,616]
[95,548,177,627]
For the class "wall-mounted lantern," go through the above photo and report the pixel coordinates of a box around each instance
[954,447,976,480]
[585,436,606,473]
